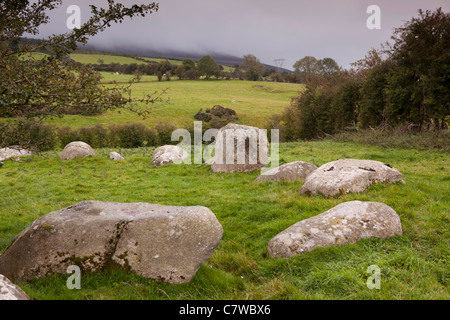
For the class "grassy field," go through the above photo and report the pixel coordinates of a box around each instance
[46,77,303,130]
[69,53,235,71]
[1,67,448,300]
[0,141,448,300]
[69,53,174,66]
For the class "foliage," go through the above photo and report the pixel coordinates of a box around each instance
[197,55,220,80]
[182,58,196,71]
[240,54,265,81]
[293,56,340,83]
[384,8,450,130]
[282,8,449,140]
[55,123,174,149]
[0,119,58,151]
[282,73,359,140]
[194,105,239,129]
[0,0,163,149]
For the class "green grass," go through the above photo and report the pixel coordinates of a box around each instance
[99,72,160,83]
[69,53,149,65]
[69,53,233,71]
[45,79,303,129]
[1,141,448,300]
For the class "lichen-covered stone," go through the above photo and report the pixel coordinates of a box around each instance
[268,201,402,258]
[0,201,223,284]
[299,159,404,197]
[60,141,95,161]
[256,161,317,182]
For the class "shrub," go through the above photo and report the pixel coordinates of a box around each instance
[145,127,159,147]
[194,109,213,122]
[193,105,238,129]
[56,127,79,148]
[154,122,177,145]
[3,121,182,151]
[77,124,110,148]
[111,123,150,148]
[0,119,58,152]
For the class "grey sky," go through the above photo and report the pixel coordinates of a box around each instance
[37,0,450,70]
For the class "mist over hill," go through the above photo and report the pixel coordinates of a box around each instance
[77,43,293,73]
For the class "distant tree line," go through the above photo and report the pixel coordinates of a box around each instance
[272,8,449,141]
[87,53,322,83]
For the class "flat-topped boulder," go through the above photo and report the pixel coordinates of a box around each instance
[268,201,403,258]
[60,141,95,161]
[151,145,189,166]
[299,159,404,197]
[256,161,317,182]
[211,123,269,173]
[0,201,223,284]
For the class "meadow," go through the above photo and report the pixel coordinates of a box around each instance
[0,65,448,300]
[69,53,183,66]
[46,76,303,130]
[0,141,448,300]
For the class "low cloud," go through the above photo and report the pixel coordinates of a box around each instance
[35,0,450,69]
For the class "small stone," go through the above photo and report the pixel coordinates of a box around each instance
[109,152,124,161]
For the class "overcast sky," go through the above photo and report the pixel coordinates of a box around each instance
[36,0,450,70]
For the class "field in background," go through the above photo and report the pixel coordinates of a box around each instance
[46,76,303,130]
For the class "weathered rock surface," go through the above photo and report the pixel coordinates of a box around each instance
[0,201,223,284]
[299,159,404,197]
[268,201,402,258]
[151,145,189,166]
[0,147,33,162]
[60,141,95,161]
[211,123,269,173]
[256,161,317,182]
[109,152,124,161]
[0,274,30,300]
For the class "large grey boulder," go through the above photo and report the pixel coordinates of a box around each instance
[0,201,223,284]
[60,141,95,161]
[0,147,33,162]
[268,201,402,258]
[151,145,189,166]
[256,161,317,182]
[0,274,30,300]
[211,123,269,173]
[299,159,404,197]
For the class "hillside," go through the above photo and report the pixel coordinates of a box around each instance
[45,78,303,130]
[74,46,293,72]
